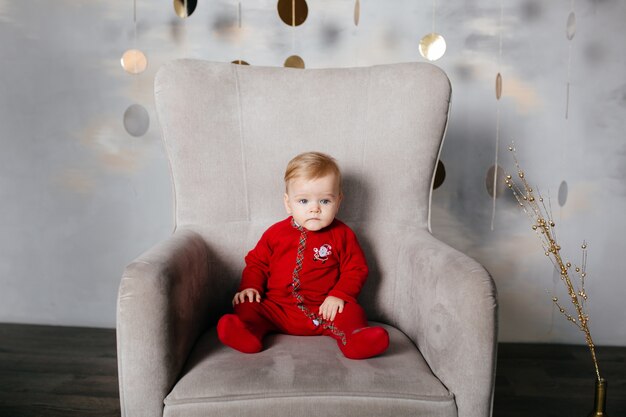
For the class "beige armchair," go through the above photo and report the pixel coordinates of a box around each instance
[116,60,497,417]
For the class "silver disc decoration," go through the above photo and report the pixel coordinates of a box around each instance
[496,73,502,100]
[558,180,568,207]
[123,104,150,137]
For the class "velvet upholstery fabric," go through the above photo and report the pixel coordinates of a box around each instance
[163,324,456,417]
[116,60,498,417]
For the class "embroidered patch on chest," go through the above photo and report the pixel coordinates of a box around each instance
[313,244,332,263]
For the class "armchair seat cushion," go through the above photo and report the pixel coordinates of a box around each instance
[164,323,457,417]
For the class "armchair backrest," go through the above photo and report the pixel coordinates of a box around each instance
[155,60,450,230]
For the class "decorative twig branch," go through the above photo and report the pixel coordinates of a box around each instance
[504,143,602,383]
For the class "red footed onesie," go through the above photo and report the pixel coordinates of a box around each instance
[217,217,389,359]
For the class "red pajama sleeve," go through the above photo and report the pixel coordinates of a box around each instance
[328,226,369,304]
[239,230,273,294]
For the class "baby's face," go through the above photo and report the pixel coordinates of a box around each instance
[284,174,342,231]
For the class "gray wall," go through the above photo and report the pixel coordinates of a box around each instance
[1,0,625,345]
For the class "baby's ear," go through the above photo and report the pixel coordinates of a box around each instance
[283,193,292,214]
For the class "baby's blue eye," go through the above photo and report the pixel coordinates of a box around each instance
[320,199,331,205]
[298,199,308,204]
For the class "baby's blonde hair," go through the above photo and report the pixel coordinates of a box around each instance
[284,152,342,193]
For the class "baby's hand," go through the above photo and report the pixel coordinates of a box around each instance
[319,296,344,321]
[232,288,261,305]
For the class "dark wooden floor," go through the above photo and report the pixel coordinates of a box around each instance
[0,323,624,417]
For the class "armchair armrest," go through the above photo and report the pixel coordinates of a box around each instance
[393,231,497,417]
[116,228,212,417]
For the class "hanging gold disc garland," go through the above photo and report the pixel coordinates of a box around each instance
[277,0,308,27]
[354,0,360,26]
[174,0,197,19]
[419,33,446,61]
[121,49,147,74]
[231,60,250,65]
[123,104,150,137]
[284,55,305,68]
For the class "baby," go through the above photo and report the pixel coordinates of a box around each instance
[217,152,389,359]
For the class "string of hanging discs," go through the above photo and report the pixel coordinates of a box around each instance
[489,2,504,230]
[278,0,308,68]
[232,2,250,65]
[121,0,149,138]
[418,0,447,190]
[565,2,576,119]
[419,0,446,61]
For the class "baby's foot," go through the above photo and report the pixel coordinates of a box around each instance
[217,314,263,353]
[340,326,389,360]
